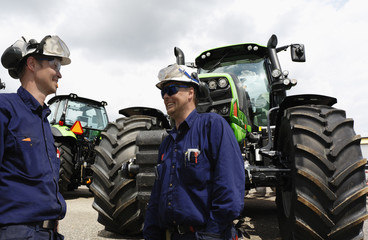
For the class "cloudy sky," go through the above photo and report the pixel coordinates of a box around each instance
[1,0,367,136]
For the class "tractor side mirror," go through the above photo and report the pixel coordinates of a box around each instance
[291,44,306,62]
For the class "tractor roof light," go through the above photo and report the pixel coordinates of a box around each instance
[283,78,291,85]
[247,45,253,51]
[253,46,258,51]
[271,69,282,78]
[291,78,298,85]
[218,78,228,88]
[69,93,78,99]
[283,70,289,77]
[201,52,211,59]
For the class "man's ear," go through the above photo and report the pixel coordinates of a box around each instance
[26,56,37,71]
[188,87,195,102]
[189,87,195,96]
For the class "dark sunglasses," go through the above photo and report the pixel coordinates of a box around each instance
[161,85,190,98]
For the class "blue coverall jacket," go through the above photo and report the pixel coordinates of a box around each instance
[0,87,66,225]
[143,109,245,239]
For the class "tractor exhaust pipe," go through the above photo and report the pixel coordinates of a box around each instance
[174,47,185,65]
[267,34,282,73]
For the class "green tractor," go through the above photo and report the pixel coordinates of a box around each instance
[91,35,367,239]
[47,93,109,193]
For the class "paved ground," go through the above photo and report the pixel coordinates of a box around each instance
[59,187,368,240]
[59,187,129,240]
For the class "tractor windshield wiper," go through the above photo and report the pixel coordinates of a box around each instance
[207,49,232,73]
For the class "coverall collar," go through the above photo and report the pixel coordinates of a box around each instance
[17,87,50,117]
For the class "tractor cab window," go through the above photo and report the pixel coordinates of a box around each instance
[47,99,66,124]
[47,99,59,124]
[64,100,108,130]
[199,57,270,126]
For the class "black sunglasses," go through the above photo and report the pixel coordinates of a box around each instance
[161,85,190,98]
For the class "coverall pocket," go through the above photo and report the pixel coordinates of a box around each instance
[180,154,210,187]
[14,135,39,149]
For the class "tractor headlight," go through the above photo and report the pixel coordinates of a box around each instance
[218,78,228,88]
[210,108,218,114]
[208,80,217,90]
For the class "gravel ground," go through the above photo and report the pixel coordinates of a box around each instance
[59,186,368,240]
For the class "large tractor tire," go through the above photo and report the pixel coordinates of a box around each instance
[90,115,166,235]
[55,142,74,194]
[275,105,368,240]
[135,129,168,222]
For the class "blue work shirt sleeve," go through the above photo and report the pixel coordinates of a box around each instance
[205,117,245,234]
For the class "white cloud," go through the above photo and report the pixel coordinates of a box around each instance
[1,0,367,136]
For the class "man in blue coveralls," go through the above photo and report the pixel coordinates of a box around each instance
[143,63,245,240]
[0,35,71,239]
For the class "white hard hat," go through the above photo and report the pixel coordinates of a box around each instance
[41,36,71,65]
[1,35,71,79]
[156,63,199,89]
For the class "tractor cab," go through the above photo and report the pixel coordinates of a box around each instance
[196,43,270,128]
[48,93,108,141]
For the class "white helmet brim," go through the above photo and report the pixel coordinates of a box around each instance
[156,63,199,89]
[42,36,71,65]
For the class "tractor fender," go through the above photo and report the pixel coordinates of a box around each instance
[51,125,77,139]
[279,94,336,112]
[276,94,337,123]
[118,107,171,129]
